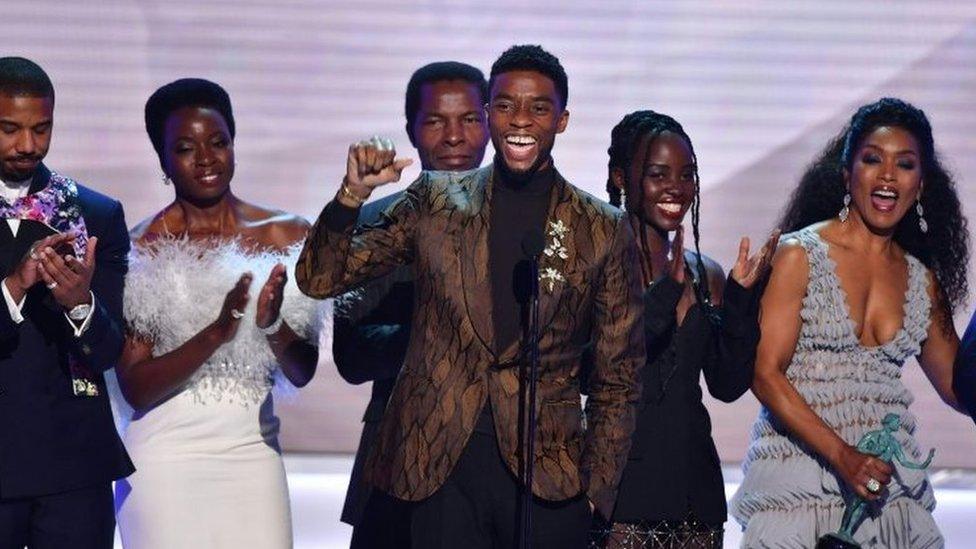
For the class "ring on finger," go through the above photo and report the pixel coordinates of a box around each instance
[230,309,245,320]
[46,281,58,290]
[866,478,882,493]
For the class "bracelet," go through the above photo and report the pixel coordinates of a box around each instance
[259,315,285,336]
[339,180,367,207]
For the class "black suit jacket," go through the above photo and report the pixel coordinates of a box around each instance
[0,164,134,499]
[333,191,414,526]
[955,311,976,426]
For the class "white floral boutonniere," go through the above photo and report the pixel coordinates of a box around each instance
[540,219,569,292]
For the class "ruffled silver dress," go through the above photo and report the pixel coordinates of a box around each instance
[730,227,942,549]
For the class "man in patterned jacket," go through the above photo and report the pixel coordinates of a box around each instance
[334,60,490,548]
[298,45,644,548]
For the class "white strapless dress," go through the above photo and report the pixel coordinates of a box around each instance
[112,238,324,549]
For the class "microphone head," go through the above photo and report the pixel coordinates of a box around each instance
[521,228,546,258]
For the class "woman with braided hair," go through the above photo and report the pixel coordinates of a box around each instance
[589,110,779,548]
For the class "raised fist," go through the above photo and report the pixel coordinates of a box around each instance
[340,136,413,206]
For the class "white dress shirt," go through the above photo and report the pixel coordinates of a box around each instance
[1,174,31,233]
[1,175,94,336]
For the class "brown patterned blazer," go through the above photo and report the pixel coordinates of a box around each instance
[296,165,644,518]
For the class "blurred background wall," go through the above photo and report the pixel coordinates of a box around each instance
[12,0,976,466]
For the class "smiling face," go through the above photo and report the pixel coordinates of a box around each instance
[615,130,696,232]
[410,79,488,171]
[488,69,568,174]
[161,106,234,204]
[845,125,922,234]
[0,94,53,181]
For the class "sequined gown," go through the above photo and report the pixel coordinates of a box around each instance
[112,238,322,549]
[730,228,942,548]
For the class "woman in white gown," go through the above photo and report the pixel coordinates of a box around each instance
[113,78,322,548]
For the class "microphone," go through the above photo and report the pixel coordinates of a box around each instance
[515,229,546,306]
[518,227,545,549]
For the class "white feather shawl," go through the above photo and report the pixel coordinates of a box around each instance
[123,237,326,405]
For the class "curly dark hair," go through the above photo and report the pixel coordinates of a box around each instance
[489,44,568,109]
[779,97,969,327]
[145,78,235,160]
[607,110,713,308]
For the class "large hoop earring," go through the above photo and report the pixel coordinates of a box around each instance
[916,199,928,234]
[838,193,851,222]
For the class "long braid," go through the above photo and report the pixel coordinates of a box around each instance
[684,140,714,311]
[607,110,715,314]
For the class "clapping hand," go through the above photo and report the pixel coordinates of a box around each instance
[4,233,75,300]
[730,229,781,289]
[36,234,98,309]
[637,225,686,287]
[256,263,287,330]
[667,226,686,285]
[340,136,414,207]
[211,273,252,343]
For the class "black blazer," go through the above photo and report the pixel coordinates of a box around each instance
[0,164,134,499]
[954,311,976,427]
[332,191,414,526]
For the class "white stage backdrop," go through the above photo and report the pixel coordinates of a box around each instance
[10,0,976,466]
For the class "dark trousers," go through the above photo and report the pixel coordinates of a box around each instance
[350,488,412,549]
[0,483,115,549]
[355,431,590,549]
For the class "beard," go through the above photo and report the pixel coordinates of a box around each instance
[492,147,552,187]
[1,155,41,182]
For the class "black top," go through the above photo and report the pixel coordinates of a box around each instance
[607,260,761,524]
[488,158,554,354]
[954,311,976,427]
[471,159,553,435]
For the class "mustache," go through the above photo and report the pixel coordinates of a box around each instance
[6,154,40,163]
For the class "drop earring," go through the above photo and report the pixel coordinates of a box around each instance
[161,173,171,186]
[838,193,851,222]
[916,199,928,234]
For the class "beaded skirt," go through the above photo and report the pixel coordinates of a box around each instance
[589,517,723,549]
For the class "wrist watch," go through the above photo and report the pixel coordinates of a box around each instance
[68,302,92,321]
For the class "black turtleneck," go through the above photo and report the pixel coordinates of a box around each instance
[488,157,554,357]
[470,158,554,436]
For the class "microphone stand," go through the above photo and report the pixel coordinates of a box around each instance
[519,248,541,549]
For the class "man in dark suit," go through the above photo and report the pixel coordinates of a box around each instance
[955,311,976,426]
[0,57,133,548]
[333,60,489,547]
[300,45,644,548]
